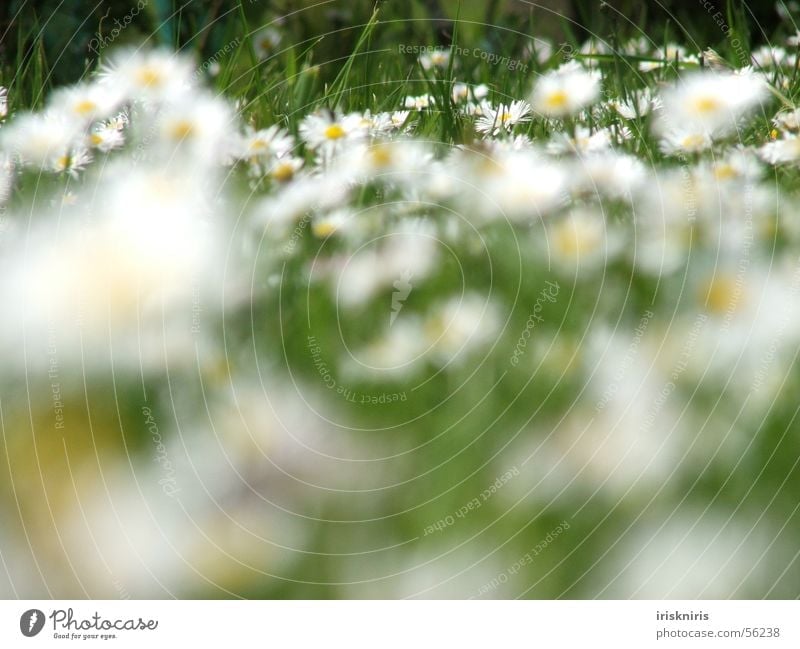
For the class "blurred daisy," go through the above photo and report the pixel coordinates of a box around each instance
[759,134,800,164]
[99,48,195,104]
[424,293,501,365]
[404,94,435,111]
[419,49,450,71]
[548,125,611,154]
[1,111,80,169]
[531,62,600,118]
[654,70,767,138]
[49,82,122,124]
[452,82,489,103]
[87,122,125,152]
[659,129,713,155]
[609,89,661,119]
[253,27,282,61]
[0,86,8,119]
[155,92,234,162]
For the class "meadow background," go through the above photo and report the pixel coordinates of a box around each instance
[0,0,799,599]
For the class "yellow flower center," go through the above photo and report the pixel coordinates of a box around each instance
[701,275,742,314]
[89,133,104,146]
[312,221,337,237]
[369,145,393,168]
[553,219,600,257]
[74,99,97,116]
[272,162,296,182]
[545,90,569,110]
[136,66,163,88]
[500,111,513,123]
[713,164,737,180]
[169,120,195,140]
[681,134,707,150]
[249,138,269,152]
[693,96,721,114]
[324,124,346,140]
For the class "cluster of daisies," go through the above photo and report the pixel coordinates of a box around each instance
[2,32,800,598]
[0,38,799,379]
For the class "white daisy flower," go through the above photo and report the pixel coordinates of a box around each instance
[299,110,367,152]
[253,27,282,61]
[1,111,81,169]
[547,206,622,270]
[155,92,234,163]
[268,155,304,182]
[570,151,646,199]
[235,124,294,160]
[424,293,501,365]
[654,70,767,138]
[530,62,601,118]
[419,49,450,71]
[475,100,532,136]
[547,125,611,154]
[50,147,92,177]
[99,48,195,104]
[49,82,122,124]
[610,89,661,119]
[659,129,714,155]
[758,134,800,164]
[451,82,489,103]
[772,108,800,132]
[87,122,125,152]
[311,208,355,238]
[751,45,789,68]
[404,94,435,111]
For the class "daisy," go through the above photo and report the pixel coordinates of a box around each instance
[404,94,435,111]
[654,70,767,138]
[235,125,294,161]
[87,123,125,152]
[50,147,92,177]
[424,293,501,366]
[155,92,234,162]
[758,134,800,164]
[49,82,122,124]
[311,208,355,238]
[475,100,532,136]
[419,49,450,71]
[451,82,488,103]
[547,207,621,269]
[99,48,195,104]
[609,89,661,119]
[268,155,304,182]
[659,129,713,155]
[299,110,367,152]
[530,62,600,118]
[1,111,80,169]
[570,151,646,199]
[253,27,282,61]
[547,125,611,154]
[772,108,800,132]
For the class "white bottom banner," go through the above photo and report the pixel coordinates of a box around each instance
[1,601,796,647]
